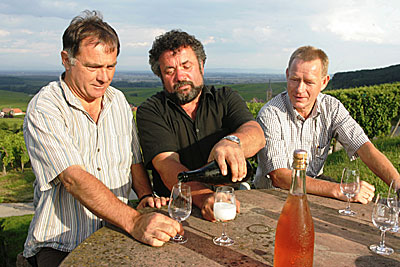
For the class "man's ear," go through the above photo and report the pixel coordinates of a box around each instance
[321,75,330,91]
[61,51,70,70]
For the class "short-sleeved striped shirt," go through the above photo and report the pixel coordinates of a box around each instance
[23,76,142,258]
[254,91,369,188]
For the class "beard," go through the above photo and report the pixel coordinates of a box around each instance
[165,80,203,105]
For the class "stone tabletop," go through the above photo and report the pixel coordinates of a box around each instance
[60,189,400,267]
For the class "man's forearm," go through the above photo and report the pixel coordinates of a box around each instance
[59,166,139,234]
[232,120,265,158]
[131,162,153,199]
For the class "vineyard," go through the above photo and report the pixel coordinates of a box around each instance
[0,82,399,176]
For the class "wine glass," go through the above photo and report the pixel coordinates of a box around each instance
[387,179,400,232]
[338,167,360,216]
[213,186,237,246]
[168,183,192,244]
[370,194,396,255]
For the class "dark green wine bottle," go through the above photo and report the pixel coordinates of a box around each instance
[177,160,253,185]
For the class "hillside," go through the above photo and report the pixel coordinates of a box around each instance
[330,64,400,89]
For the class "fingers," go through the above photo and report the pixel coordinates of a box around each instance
[209,139,246,182]
[354,181,375,204]
[137,196,169,209]
[201,195,216,222]
[131,213,182,247]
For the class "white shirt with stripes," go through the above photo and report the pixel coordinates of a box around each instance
[23,76,142,257]
[254,91,369,189]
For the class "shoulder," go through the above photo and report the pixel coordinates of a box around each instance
[257,92,288,118]
[137,91,166,116]
[27,81,64,113]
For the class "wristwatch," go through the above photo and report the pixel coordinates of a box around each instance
[222,135,241,146]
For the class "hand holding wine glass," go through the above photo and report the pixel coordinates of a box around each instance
[387,179,400,232]
[339,167,360,216]
[370,193,396,255]
[213,186,237,246]
[168,183,192,244]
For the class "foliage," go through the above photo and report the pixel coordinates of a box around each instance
[330,64,400,89]
[0,130,29,175]
[326,82,400,138]
[0,214,33,267]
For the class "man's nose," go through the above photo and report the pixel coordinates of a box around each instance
[295,81,306,93]
[97,68,110,83]
[174,67,187,82]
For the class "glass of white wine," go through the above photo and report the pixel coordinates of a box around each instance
[370,194,396,255]
[338,167,360,216]
[387,179,400,233]
[213,186,237,246]
[168,183,192,244]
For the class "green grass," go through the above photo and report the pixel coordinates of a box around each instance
[0,214,33,267]
[324,136,400,194]
[0,169,35,203]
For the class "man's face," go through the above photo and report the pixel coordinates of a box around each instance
[62,38,118,102]
[286,58,330,118]
[159,46,204,105]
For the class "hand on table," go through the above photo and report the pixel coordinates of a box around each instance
[352,181,375,204]
[137,195,169,209]
[337,180,375,204]
[131,212,182,247]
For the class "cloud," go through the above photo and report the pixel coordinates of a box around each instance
[203,36,216,45]
[311,0,400,44]
[0,29,10,37]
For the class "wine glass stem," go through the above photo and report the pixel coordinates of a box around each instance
[379,230,387,248]
[221,222,228,238]
[346,197,351,211]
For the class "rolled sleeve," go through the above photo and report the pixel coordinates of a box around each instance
[24,107,84,191]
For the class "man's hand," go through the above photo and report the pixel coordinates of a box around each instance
[137,196,169,209]
[201,193,241,222]
[352,181,375,204]
[208,139,246,182]
[337,180,375,204]
[130,212,182,247]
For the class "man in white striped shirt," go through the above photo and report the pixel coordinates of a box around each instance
[254,46,400,204]
[23,10,182,267]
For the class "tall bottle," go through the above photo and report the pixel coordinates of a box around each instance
[273,149,314,267]
[177,160,253,185]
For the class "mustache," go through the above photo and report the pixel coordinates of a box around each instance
[174,81,194,91]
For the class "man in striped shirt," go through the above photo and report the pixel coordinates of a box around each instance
[254,46,400,203]
[23,10,182,267]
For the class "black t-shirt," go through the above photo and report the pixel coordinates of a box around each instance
[136,85,255,196]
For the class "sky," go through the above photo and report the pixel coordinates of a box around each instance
[1,0,400,75]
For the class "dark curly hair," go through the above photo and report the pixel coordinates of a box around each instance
[149,30,206,77]
[62,10,120,64]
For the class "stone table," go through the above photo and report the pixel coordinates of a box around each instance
[60,189,400,266]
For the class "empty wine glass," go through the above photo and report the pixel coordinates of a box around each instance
[213,186,237,246]
[387,179,400,232]
[168,183,192,244]
[338,167,360,216]
[370,194,396,255]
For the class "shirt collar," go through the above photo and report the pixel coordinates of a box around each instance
[59,73,115,111]
[284,91,322,120]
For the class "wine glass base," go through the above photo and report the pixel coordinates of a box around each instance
[170,234,188,244]
[338,209,356,216]
[369,244,394,255]
[213,236,234,246]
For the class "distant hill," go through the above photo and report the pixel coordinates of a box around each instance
[330,64,400,89]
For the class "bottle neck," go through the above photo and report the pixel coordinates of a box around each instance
[290,167,307,195]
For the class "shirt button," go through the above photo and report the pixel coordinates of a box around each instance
[196,128,200,133]
[97,148,100,152]
[97,167,101,171]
